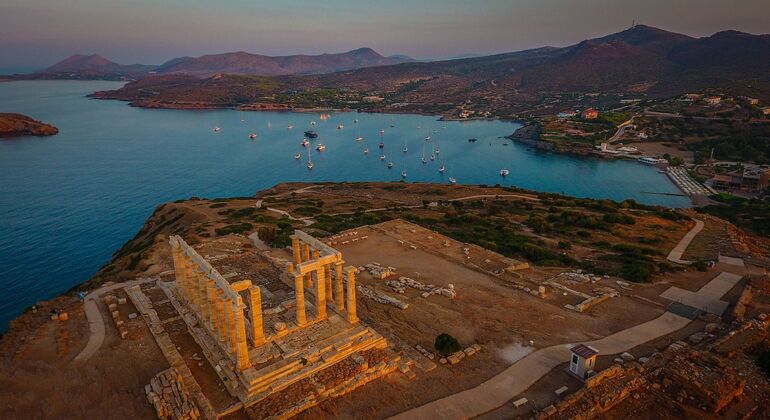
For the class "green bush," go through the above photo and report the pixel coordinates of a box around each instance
[434,333,461,356]
[215,223,252,236]
[758,351,770,377]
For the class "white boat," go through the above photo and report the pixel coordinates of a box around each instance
[316,144,326,151]
[435,147,440,155]
[364,148,369,155]
[401,170,407,178]
[500,169,510,177]
[337,124,344,130]
[439,163,445,173]
[421,157,427,164]
[379,129,385,134]
[267,121,272,129]
[287,124,293,130]
[249,133,257,139]
[301,138,309,147]
[430,154,436,161]
[294,153,301,160]
[310,121,317,126]
[449,177,457,184]
[307,150,314,170]
[380,154,386,161]
[355,136,364,142]
[402,146,408,153]
[387,161,394,168]
[213,126,221,132]
[354,118,358,124]
[425,136,431,141]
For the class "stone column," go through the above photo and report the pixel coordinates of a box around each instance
[315,268,327,320]
[182,255,194,305]
[294,274,307,326]
[233,299,251,370]
[197,270,210,323]
[303,245,313,288]
[345,267,358,324]
[223,297,235,353]
[292,237,302,265]
[227,298,238,355]
[215,290,226,343]
[335,262,345,311]
[207,281,218,332]
[249,286,265,346]
[324,264,333,303]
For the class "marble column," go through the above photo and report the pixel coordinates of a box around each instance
[249,286,265,346]
[215,290,226,342]
[335,262,345,311]
[223,297,235,353]
[315,268,327,320]
[303,244,313,288]
[292,237,302,265]
[345,267,358,324]
[207,281,218,332]
[324,264,333,303]
[233,299,252,370]
[294,274,307,326]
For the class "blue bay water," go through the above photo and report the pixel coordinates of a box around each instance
[0,80,689,330]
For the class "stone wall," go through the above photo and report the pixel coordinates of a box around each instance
[145,368,201,420]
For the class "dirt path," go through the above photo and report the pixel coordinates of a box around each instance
[73,278,156,362]
[390,312,690,420]
[667,219,704,264]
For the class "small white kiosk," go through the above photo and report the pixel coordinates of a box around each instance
[569,344,598,379]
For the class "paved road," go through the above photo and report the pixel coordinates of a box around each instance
[666,219,704,264]
[390,312,689,419]
[73,278,156,362]
[660,271,742,315]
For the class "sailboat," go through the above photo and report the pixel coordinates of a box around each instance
[294,153,301,160]
[430,153,436,161]
[337,124,344,130]
[287,124,293,130]
[402,137,408,153]
[301,138,309,147]
[249,133,257,139]
[500,169,510,177]
[439,161,445,173]
[213,126,221,132]
[401,167,407,179]
[364,148,369,155]
[307,149,314,170]
[355,125,363,141]
[387,161,394,168]
[449,177,457,184]
[380,153,386,161]
[420,143,427,164]
[267,121,272,129]
[316,143,326,151]
[354,118,359,124]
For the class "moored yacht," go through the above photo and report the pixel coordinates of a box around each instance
[449,177,457,184]
[301,138,309,147]
[249,133,257,139]
[316,143,326,151]
[304,130,318,138]
[500,169,510,177]
[213,126,220,132]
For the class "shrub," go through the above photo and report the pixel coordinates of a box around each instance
[434,333,461,356]
[758,351,770,377]
[558,241,572,250]
[693,259,708,272]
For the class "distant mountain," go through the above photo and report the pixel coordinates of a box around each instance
[154,48,413,76]
[37,54,154,79]
[92,25,770,111]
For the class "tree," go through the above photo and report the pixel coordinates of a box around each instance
[434,333,461,356]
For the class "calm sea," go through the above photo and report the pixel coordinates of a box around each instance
[0,80,689,330]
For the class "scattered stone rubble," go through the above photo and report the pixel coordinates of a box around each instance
[386,277,457,299]
[145,368,200,420]
[356,284,409,309]
[439,344,482,366]
[360,262,397,279]
[324,231,368,246]
[104,294,129,339]
[414,344,435,360]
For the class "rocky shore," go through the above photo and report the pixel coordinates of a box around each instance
[0,113,58,137]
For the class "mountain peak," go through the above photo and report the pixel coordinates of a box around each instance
[42,54,118,73]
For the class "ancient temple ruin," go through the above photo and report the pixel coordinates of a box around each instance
[168,231,400,416]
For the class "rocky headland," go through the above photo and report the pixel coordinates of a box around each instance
[0,113,58,137]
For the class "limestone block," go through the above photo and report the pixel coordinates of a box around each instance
[274,322,286,332]
[112,310,120,319]
[471,344,481,352]
[447,355,461,365]
[118,297,127,305]
[620,352,635,361]
[513,397,528,408]
[116,320,124,327]
[543,405,557,415]
[108,303,118,311]
[129,313,138,319]
[463,347,476,356]
[439,358,447,364]
[554,386,568,396]
[638,357,650,364]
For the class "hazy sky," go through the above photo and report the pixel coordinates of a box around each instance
[1,0,769,69]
